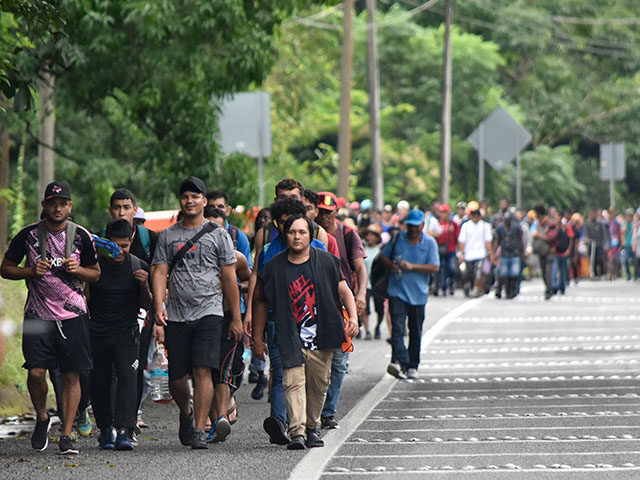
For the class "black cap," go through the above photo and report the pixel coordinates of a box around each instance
[44,181,71,201]
[179,176,206,195]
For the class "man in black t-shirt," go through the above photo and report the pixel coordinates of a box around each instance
[107,188,158,427]
[88,219,151,451]
[253,215,358,450]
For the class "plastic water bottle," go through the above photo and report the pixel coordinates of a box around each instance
[150,344,172,403]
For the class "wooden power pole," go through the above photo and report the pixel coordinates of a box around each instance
[367,0,384,210]
[438,0,454,204]
[37,67,56,208]
[0,118,9,253]
[338,0,354,200]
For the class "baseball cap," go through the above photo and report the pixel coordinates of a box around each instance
[44,181,71,201]
[349,201,360,210]
[438,204,451,213]
[317,191,338,211]
[404,209,425,226]
[456,201,467,210]
[383,204,393,212]
[397,200,410,210]
[360,199,373,211]
[134,207,146,221]
[179,176,206,195]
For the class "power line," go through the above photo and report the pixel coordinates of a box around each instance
[551,15,640,26]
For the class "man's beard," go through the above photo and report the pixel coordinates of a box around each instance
[45,211,68,225]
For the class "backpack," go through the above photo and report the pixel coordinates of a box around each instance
[227,224,239,250]
[499,225,521,256]
[37,219,77,260]
[370,232,399,299]
[556,226,571,254]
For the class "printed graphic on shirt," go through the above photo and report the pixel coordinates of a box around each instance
[288,272,318,350]
[4,223,98,321]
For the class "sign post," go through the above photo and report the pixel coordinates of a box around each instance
[218,92,272,206]
[467,106,532,207]
[599,142,625,209]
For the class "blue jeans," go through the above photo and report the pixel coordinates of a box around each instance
[439,252,457,292]
[266,321,286,424]
[388,297,425,371]
[321,349,348,418]
[498,256,520,278]
[249,352,266,376]
[552,256,569,293]
[623,246,637,280]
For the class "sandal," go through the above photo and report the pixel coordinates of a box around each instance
[227,400,239,425]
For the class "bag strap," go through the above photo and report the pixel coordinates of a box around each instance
[388,230,399,259]
[37,220,47,259]
[65,221,77,259]
[169,222,217,275]
[137,225,151,258]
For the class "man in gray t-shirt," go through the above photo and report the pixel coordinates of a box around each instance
[152,176,242,450]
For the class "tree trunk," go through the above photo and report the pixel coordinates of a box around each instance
[38,67,56,210]
[439,0,454,204]
[367,0,384,211]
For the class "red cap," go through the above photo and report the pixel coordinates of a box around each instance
[317,191,338,211]
[438,204,451,213]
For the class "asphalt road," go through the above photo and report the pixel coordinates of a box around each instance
[2,279,638,480]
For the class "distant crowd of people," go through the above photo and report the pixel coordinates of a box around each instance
[2,177,634,455]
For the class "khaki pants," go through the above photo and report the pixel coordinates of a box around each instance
[283,348,333,438]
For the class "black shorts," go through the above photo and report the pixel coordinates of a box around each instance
[212,311,245,390]
[22,314,93,373]
[164,315,223,380]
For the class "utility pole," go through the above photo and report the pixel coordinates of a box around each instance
[37,66,55,208]
[438,0,453,204]
[0,116,8,252]
[367,0,384,210]
[338,0,354,200]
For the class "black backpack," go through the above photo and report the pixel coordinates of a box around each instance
[557,226,571,253]
[370,232,399,299]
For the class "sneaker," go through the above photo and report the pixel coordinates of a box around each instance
[251,377,267,400]
[128,429,138,445]
[287,435,306,450]
[207,416,231,443]
[76,408,92,437]
[387,363,407,380]
[263,416,289,445]
[31,414,51,451]
[115,428,133,451]
[191,428,208,450]
[248,372,259,384]
[179,410,195,446]
[58,435,79,455]
[374,329,381,340]
[98,428,115,450]
[364,331,372,340]
[306,429,324,448]
[406,368,418,379]
[320,415,339,430]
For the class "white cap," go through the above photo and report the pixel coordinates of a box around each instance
[397,200,410,210]
[134,207,146,221]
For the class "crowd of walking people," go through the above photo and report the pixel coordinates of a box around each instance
[1,176,637,454]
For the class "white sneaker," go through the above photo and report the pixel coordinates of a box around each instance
[406,368,418,379]
[387,363,407,379]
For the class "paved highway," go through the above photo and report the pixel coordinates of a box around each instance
[1,280,638,480]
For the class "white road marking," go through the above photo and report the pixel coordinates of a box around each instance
[288,298,483,480]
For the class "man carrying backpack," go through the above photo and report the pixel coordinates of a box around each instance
[87,219,151,451]
[494,212,524,299]
[0,181,100,454]
[107,188,158,431]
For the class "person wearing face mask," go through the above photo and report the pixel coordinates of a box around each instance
[87,219,151,451]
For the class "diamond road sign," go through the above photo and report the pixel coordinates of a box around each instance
[467,106,532,171]
[218,92,272,158]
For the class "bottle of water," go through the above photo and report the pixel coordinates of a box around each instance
[150,344,172,403]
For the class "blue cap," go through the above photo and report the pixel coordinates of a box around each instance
[404,209,425,226]
[360,199,373,211]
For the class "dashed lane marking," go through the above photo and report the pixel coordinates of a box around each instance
[288,298,483,480]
